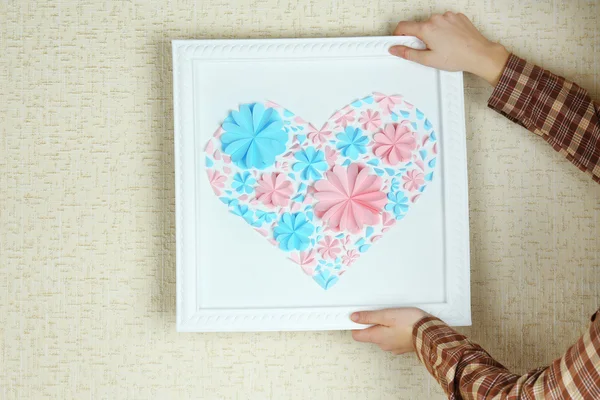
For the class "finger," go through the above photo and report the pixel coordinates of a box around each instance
[352,325,386,344]
[351,310,389,325]
[388,45,434,67]
[457,12,469,21]
[393,21,424,37]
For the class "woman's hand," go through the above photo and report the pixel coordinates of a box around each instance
[351,308,430,355]
[389,12,510,86]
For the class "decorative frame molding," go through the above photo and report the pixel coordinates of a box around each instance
[173,37,470,332]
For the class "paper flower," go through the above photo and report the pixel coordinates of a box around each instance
[317,236,341,260]
[336,127,368,160]
[273,212,315,251]
[252,210,277,226]
[313,164,386,233]
[324,146,338,166]
[385,191,409,220]
[292,147,328,180]
[230,204,254,224]
[255,172,294,207]
[289,250,317,275]
[307,124,332,144]
[221,103,288,169]
[334,110,355,128]
[359,109,381,131]
[313,269,339,290]
[342,249,359,266]
[402,169,425,191]
[374,92,402,114]
[372,123,417,165]
[231,172,256,194]
[207,170,227,195]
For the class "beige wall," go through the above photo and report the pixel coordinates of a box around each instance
[1,0,599,398]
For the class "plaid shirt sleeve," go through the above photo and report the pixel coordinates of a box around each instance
[412,312,600,399]
[488,54,600,183]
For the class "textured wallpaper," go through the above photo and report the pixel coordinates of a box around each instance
[1,0,599,399]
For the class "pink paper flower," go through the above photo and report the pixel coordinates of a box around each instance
[317,236,342,260]
[358,110,381,131]
[342,249,359,266]
[334,110,355,128]
[289,250,317,275]
[255,173,294,207]
[382,212,395,227]
[307,124,332,144]
[207,170,227,195]
[373,92,402,114]
[313,164,386,233]
[402,169,425,191]
[372,123,417,165]
[381,212,396,232]
[324,146,338,166]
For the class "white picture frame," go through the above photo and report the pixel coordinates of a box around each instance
[173,37,470,332]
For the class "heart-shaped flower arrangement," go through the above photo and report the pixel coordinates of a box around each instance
[204,93,438,290]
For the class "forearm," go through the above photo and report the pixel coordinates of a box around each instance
[412,317,516,398]
[412,313,600,399]
[488,54,600,183]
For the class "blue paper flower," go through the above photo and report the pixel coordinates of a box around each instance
[336,127,368,159]
[273,212,314,251]
[230,204,254,224]
[231,172,255,194]
[292,147,328,180]
[221,103,288,169]
[313,269,339,290]
[252,210,277,227]
[385,191,409,220]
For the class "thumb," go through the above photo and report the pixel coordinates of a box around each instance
[351,310,388,325]
[389,45,433,67]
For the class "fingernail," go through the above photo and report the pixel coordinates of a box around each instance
[351,312,359,322]
[388,47,399,56]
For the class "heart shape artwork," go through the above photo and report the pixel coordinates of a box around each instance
[204,93,438,290]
